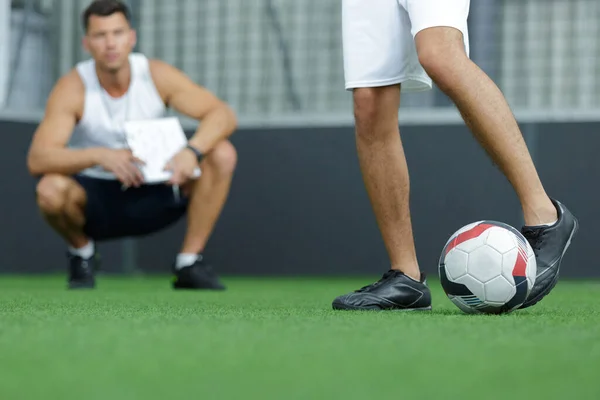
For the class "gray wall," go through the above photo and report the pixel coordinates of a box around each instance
[0,120,595,278]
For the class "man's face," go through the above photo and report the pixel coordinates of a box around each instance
[83,13,136,73]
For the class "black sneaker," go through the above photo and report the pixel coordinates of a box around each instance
[332,270,432,311]
[67,252,98,289]
[519,198,578,309]
[172,256,226,290]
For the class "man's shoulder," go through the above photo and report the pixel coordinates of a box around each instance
[146,58,184,97]
[130,53,178,85]
[46,69,85,112]
[54,69,85,95]
[146,57,178,74]
[129,52,171,72]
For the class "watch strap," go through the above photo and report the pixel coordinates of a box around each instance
[186,144,204,163]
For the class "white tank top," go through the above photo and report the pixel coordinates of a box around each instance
[69,52,167,179]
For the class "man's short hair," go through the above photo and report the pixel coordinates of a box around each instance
[82,0,131,32]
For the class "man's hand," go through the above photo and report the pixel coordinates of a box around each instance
[165,148,199,186]
[96,148,145,187]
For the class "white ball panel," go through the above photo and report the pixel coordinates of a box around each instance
[501,248,518,284]
[485,227,518,254]
[484,276,516,303]
[526,253,537,291]
[444,249,469,281]
[455,233,487,253]
[525,248,537,287]
[466,246,503,283]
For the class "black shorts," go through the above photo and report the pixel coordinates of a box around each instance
[74,175,188,241]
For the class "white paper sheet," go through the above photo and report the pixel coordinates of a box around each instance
[124,117,201,183]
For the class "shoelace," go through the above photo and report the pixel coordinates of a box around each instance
[356,270,399,292]
[522,227,545,254]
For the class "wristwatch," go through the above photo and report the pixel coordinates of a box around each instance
[186,144,204,163]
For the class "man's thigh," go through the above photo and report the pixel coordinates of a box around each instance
[402,0,471,56]
[74,175,188,241]
[342,0,432,92]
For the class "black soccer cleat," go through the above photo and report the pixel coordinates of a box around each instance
[332,270,432,311]
[518,198,578,309]
[172,256,226,290]
[67,252,98,289]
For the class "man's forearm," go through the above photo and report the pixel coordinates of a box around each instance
[187,105,237,154]
[27,147,101,176]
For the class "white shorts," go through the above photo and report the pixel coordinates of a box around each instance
[342,0,471,92]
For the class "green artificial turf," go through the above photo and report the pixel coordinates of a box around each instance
[0,276,598,400]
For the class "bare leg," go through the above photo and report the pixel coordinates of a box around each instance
[37,175,97,289]
[415,27,557,226]
[36,174,90,248]
[180,140,237,254]
[353,86,420,280]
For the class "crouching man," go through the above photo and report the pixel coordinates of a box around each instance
[27,1,237,289]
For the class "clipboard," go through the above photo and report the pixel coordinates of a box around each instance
[123,117,201,183]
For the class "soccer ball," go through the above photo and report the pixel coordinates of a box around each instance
[438,220,537,314]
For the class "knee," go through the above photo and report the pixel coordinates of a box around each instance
[417,42,467,92]
[206,140,237,176]
[353,88,381,126]
[36,174,71,215]
[353,87,400,142]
